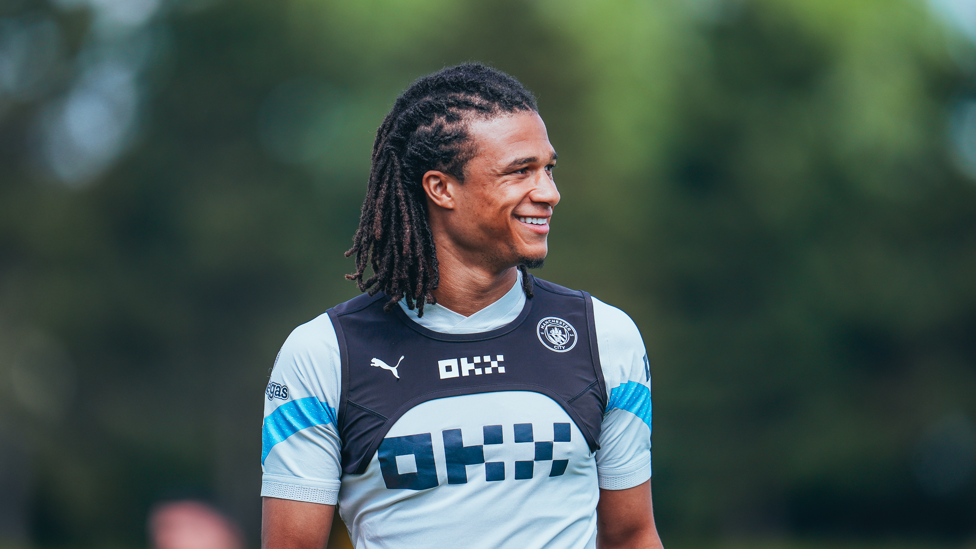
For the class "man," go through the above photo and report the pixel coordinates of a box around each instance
[261,63,663,549]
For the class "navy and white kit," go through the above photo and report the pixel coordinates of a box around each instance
[261,274,652,548]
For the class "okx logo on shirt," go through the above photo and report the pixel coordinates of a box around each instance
[378,422,573,490]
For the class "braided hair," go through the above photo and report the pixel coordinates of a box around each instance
[345,63,539,316]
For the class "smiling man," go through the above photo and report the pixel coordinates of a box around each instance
[261,63,663,549]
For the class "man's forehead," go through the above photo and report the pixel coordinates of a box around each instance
[465,111,556,164]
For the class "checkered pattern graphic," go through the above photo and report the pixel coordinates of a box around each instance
[513,423,571,479]
[484,425,505,481]
[460,355,505,375]
[483,355,505,374]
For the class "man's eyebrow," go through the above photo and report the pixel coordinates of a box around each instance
[504,152,558,169]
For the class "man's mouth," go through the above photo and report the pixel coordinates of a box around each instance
[516,217,548,225]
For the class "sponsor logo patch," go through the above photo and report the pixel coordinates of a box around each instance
[266,381,289,401]
[537,317,577,352]
[378,422,572,489]
[371,356,404,379]
[438,355,505,379]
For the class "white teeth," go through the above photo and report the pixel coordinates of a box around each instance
[518,217,547,225]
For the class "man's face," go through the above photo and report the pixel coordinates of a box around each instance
[440,111,560,273]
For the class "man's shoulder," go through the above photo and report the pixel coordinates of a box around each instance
[589,295,641,342]
[330,291,387,317]
[530,277,635,325]
[271,311,341,389]
[530,276,639,330]
[280,311,338,357]
[530,277,642,345]
[531,276,586,300]
[585,296,647,396]
[280,291,386,354]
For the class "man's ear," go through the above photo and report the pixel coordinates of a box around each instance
[422,170,459,210]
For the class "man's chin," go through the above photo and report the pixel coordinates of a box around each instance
[519,256,545,269]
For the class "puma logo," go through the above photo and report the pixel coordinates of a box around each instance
[370,356,404,379]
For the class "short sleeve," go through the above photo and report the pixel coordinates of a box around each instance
[592,297,653,490]
[261,313,343,505]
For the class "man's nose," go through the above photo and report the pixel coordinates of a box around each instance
[531,173,560,207]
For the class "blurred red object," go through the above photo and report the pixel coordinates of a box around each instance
[148,501,244,549]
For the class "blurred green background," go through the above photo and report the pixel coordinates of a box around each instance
[1,0,975,547]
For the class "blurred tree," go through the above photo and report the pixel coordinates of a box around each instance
[623,0,976,539]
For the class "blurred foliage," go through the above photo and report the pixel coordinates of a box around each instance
[1,0,976,546]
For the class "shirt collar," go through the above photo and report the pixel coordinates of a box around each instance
[398,270,526,334]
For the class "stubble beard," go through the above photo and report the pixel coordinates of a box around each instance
[482,247,546,271]
[482,238,546,271]
[515,240,547,270]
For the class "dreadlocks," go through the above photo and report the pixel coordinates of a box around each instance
[345,63,539,316]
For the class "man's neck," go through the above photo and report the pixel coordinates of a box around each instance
[431,260,519,317]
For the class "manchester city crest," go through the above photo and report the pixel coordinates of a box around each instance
[537,317,578,352]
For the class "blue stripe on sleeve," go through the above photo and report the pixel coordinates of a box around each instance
[605,381,652,432]
[262,397,337,464]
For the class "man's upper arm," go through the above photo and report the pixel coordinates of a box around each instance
[261,313,344,505]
